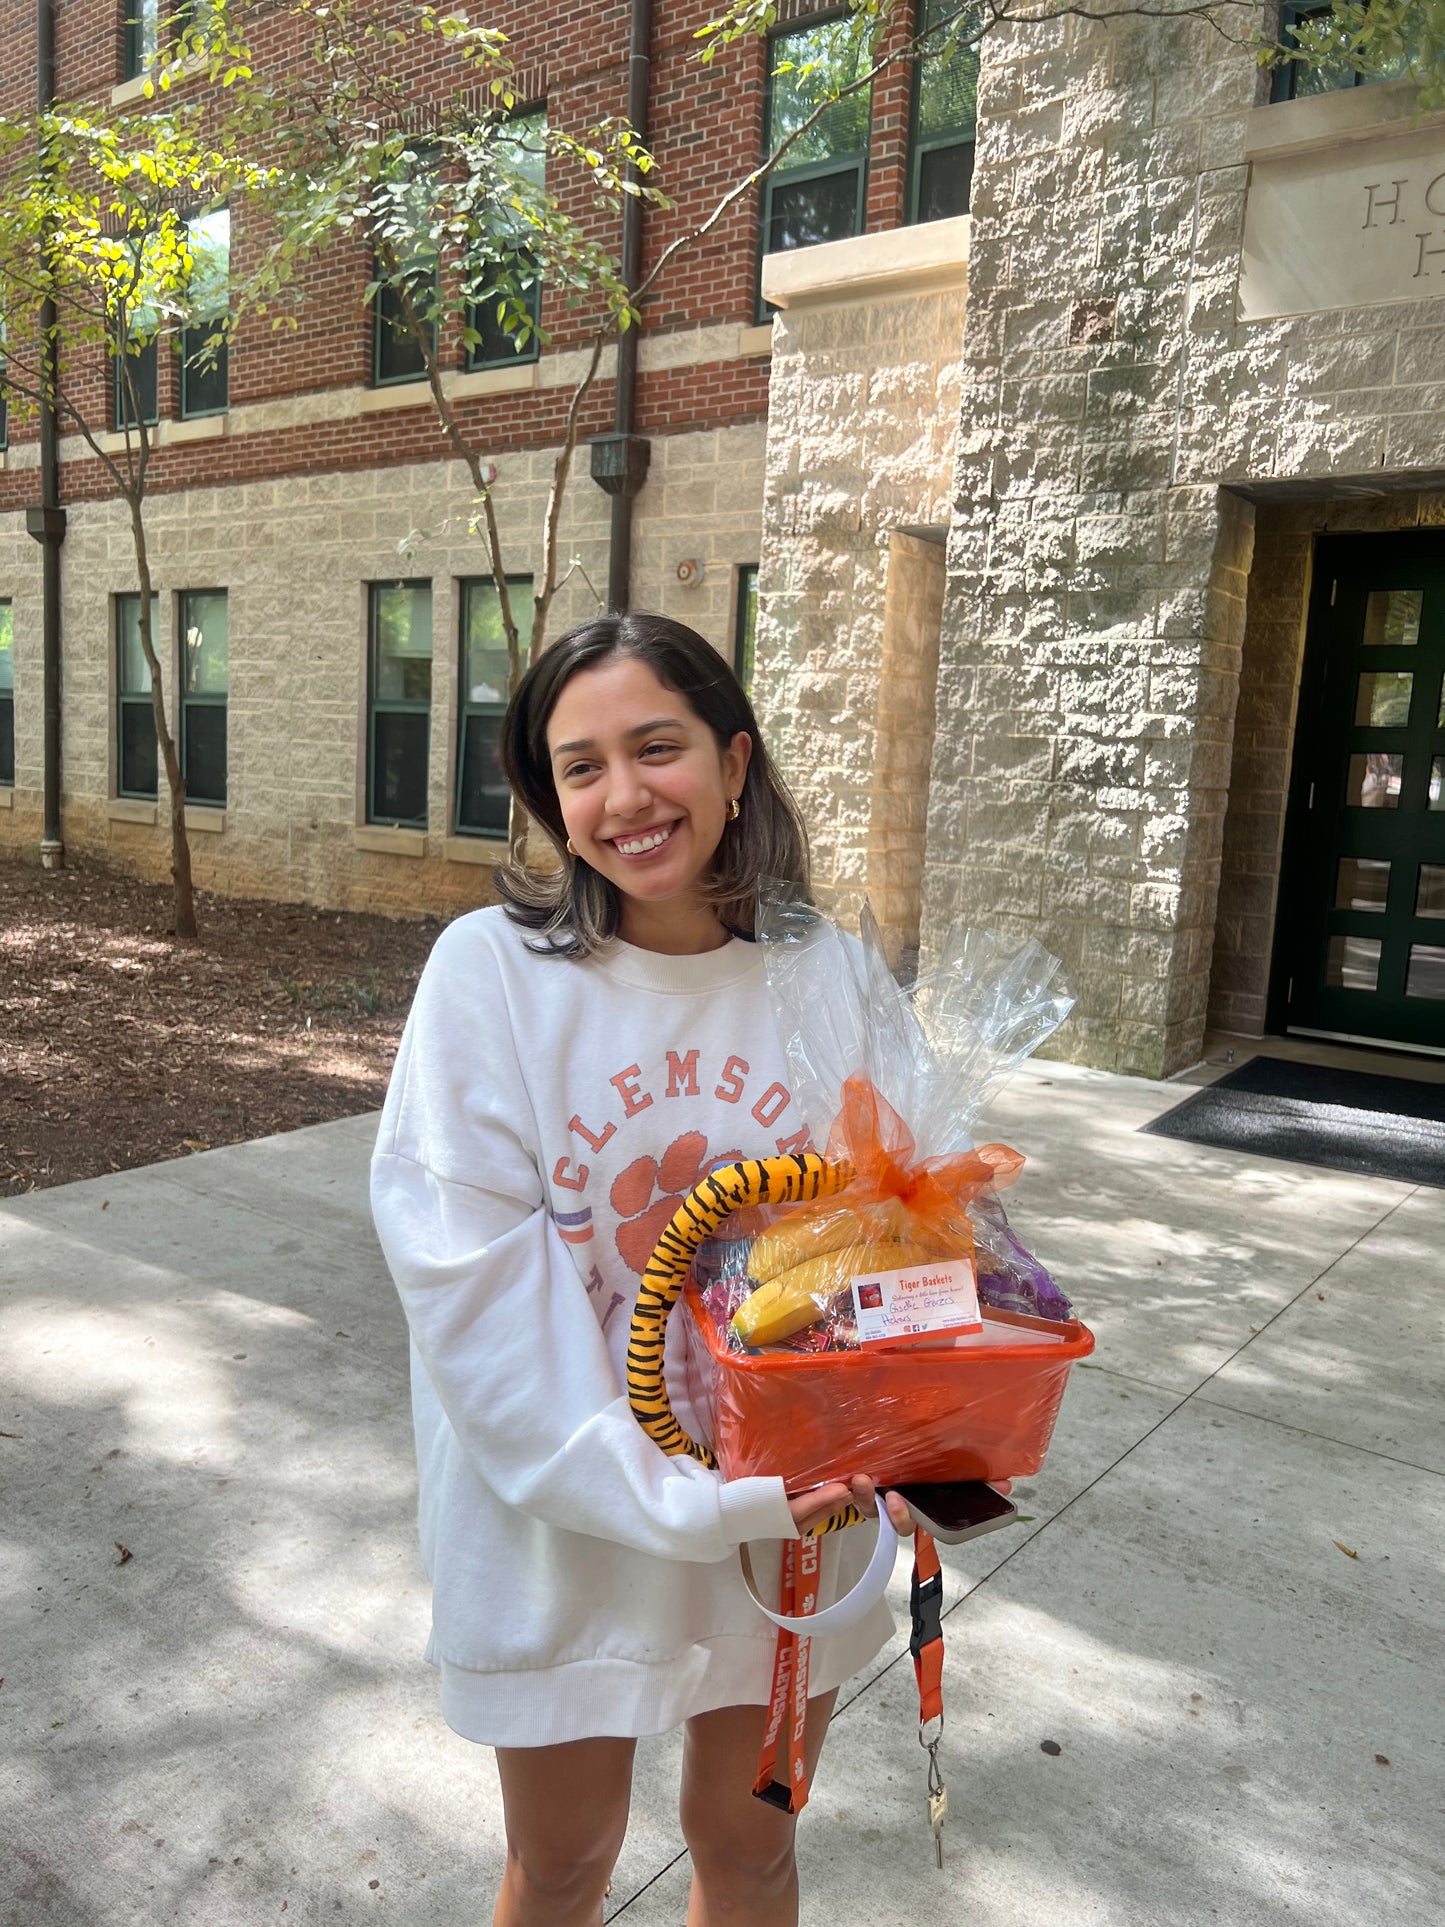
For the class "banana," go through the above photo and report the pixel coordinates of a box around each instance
[745,1196,915,1283]
[731,1238,961,1348]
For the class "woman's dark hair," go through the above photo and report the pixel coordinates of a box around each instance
[495,612,810,957]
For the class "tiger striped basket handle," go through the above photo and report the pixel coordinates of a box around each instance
[626,1151,865,1536]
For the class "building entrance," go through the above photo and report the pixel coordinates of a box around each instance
[1271,533,1445,1053]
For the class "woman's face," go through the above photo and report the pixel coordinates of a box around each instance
[546,655,751,919]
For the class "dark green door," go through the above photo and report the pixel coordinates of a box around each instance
[1271,534,1445,1052]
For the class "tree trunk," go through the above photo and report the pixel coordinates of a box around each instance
[129,498,198,941]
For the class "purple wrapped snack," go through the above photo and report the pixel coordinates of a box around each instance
[970,1198,1073,1322]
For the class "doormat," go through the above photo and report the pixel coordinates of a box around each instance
[1142,1055,1445,1187]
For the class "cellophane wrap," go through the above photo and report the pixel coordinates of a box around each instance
[683,886,1092,1488]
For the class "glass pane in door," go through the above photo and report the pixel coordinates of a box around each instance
[1354,672,1413,725]
[1347,752,1403,807]
[1334,857,1390,910]
[1324,934,1381,990]
[1417,865,1445,916]
[1362,589,1422,647]
[1405,945,1445,998]
[1431,758,1445,809]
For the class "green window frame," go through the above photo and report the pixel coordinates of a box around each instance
[179,206,229,419]
[466,110,546,373]
[908,0,978,224]
[116,592,159,800]
[456,576,529,837]
[757,14,873,317]
[0,599,14,788]
[179,588,227,807]
[368,581,433,827]
[734,566,758,698]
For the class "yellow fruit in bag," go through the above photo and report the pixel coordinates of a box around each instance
[731,1240,953,1348]
[745,1196,915,1283]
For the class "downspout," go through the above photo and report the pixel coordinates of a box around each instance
[589,0,652,611]
[28,0,66,869]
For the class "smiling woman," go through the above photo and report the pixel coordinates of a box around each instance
[495,612,811,957]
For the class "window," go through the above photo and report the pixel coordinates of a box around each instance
[179,206,229,418]
[734,566,758,697]
[758,15,873,308]
[180,589,227,806]
[368,581,432,826]
[0,600,13,787]
[466,111,547,371]
[456,577,527,836]
[116,593,159,799]
[122,0,159,79]
[909,0,978,223]
[1271,4,1414,102]
[372,158,440,387]
[114,334,159,430]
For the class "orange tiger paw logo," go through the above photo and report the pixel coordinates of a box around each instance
[610,1130,713,1276]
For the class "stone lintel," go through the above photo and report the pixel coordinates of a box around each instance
[760,217,970,312]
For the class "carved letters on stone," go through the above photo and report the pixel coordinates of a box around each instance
[1240,124,1445,321]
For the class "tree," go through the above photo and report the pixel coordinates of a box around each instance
[0,15,284,938]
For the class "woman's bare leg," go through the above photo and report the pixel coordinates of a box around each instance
[678,1690,838,1927]
[492,1735,636,1927]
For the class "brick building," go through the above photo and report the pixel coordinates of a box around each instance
[0,0,976,918]
[5,3,1445,1076]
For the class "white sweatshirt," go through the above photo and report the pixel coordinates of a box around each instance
[370,906,892,1747]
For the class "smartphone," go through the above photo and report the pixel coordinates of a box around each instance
[890,1480,1019,1544]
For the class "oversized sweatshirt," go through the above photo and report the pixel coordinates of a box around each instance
[369,906,892,1747]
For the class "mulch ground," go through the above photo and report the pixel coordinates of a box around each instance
[1,853,455,1195]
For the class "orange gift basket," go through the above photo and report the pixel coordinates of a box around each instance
[627,888,1092,1502]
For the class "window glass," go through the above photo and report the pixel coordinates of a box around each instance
[468,106,548,370]
[180,590,227,806]
[1346,752,1402,808]
[1354,671,1412,727]
[118,593,158,694]
[0,599,13,788]
[115,337,159,429]
[182,591,229,695]
[116,592,159,799]
[1274,3,1417,101]
[374,583,433,702]
[181,207,229,417]
[1362,589,1422,647]
[768,19,872,165]
[1433,757,1445,810]
[1324,934,1381,991]
[1334,857,1389,912]
[735,566,758,696]
[373,154,441,385]
[1405,945,1445,999]
[123,0,160,79]
[1415,866,1445,917]
[910,0,978,223]
[456,577,526,837]
[370,582,433,827]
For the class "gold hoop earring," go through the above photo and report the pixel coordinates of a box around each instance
[566,838,578,856]
[726,798,740,821]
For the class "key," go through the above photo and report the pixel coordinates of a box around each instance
[928,1783,948,1867]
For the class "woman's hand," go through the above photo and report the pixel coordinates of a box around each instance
[787,1475,1015,1537]
[786,1475,914,1536]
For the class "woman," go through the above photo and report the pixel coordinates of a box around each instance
[372,613,913,1926]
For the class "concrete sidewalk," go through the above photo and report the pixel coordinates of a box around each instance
[2,1064,1441,1926]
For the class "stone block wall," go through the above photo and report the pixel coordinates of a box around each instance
[924,11,1445,1077]
[0,421,764,915]
[754,267,967,959]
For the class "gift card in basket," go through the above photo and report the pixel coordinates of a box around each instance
[851,1255,983,1347]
